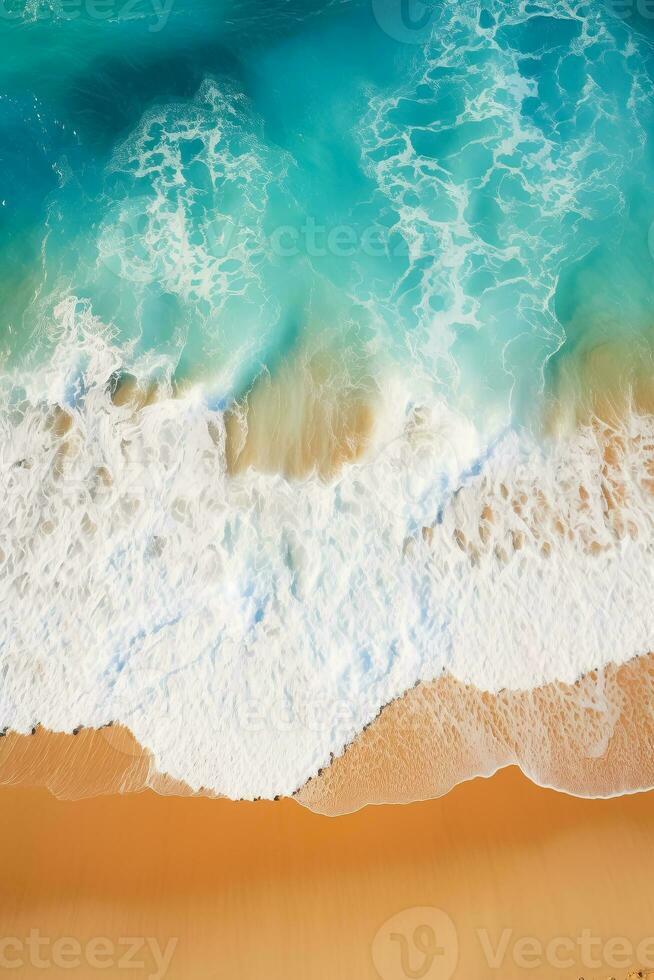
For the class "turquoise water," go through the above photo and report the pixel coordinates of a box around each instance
[3,0,654,424]
[6,0,654,799]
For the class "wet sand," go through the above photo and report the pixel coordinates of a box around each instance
[299,652,654,814]
[224,344,375,479]
[2,651,653,813]
[2,769,654,980]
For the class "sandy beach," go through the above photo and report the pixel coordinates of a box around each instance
[2,766,654,980]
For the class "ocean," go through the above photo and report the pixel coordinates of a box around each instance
[2,0,654,800]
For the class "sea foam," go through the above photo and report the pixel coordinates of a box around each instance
[2,297,654,798]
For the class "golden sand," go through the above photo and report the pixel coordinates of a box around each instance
[224,345,375,479]
[2,769,654,980]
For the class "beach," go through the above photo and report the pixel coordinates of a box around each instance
[4,646,653,811]
[4,0,654,802]
[3,5,654,976]
[2,766,654,980]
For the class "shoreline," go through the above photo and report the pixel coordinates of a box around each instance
[4,348,654,798]
[2,650,653,812]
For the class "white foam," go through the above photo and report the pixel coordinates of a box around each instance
[1,298,654,798]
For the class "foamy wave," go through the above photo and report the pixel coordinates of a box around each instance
[3,652,654,812]
[1,298,654,798]
[297,653,654,815]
